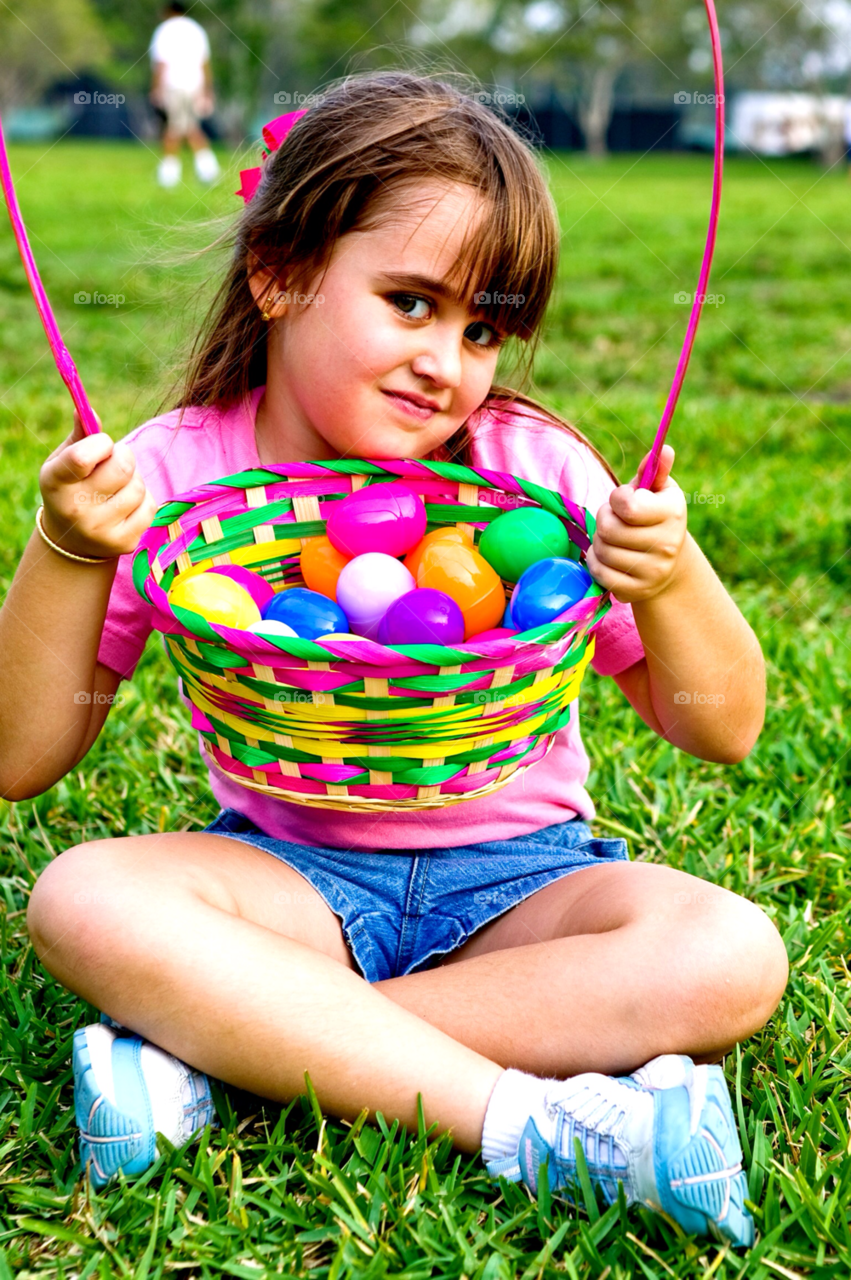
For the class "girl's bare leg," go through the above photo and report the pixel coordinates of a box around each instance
[27,833,788,1149]
[27,832,501,1151]
[377,860,789,1076]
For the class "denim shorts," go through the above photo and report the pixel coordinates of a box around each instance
[202,808,629,983]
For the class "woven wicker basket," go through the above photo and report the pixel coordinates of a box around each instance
[132,459,611,811]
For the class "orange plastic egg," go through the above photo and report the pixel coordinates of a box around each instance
[404,526,474,580]
[411,541,505,639]
[300,535,351,600]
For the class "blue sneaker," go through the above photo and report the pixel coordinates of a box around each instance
[73,1022,217,1188]
[486,1055,754,1248]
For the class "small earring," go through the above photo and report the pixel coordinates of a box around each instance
[260,288,276,322]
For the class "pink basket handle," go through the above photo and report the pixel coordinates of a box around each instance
[638,0,724,490]
[0,110,100,435]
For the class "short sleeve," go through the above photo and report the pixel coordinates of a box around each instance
[149,24,164,61]
[467,400,645,680]
[97,552,156,681]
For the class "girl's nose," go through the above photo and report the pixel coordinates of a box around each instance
[410,330,463,389]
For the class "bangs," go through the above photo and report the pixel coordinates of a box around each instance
[425,173,557,344]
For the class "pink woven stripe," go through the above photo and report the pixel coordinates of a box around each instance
[206,736,549,798]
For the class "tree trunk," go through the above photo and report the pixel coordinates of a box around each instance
[579,63,620,158]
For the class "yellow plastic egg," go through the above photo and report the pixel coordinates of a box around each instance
[168,572,262,629]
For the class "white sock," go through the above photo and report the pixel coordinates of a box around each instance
[157,156,181,188]
[140,1041,203,1145]
[481,1068,552,1163]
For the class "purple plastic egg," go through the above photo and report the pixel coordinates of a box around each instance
[209,565,274,610]
[326,482,426,559]
[335,553,416,639]
[377,588,465,646]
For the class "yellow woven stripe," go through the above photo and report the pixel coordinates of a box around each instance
[184,646,592,760]
[178,658,576,728]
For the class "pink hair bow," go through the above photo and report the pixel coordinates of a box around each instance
[236,108,308,203]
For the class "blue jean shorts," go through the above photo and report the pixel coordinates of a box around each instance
[202,808,629,983]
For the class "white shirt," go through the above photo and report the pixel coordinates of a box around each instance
[150,16,210,94]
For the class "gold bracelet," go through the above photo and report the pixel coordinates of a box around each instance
[34,506,117,565]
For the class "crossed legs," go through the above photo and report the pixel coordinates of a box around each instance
[26,831,788,1152]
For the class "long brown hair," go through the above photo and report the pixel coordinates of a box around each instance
[179,68,618,484]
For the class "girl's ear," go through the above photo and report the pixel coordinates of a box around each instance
[246,257,290,320]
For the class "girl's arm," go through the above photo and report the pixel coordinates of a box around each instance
[585,445,765,764]
[0,415,156,800]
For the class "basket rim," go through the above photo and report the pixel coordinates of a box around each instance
[133,457,611,668]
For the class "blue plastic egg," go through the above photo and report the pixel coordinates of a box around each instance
[510,558,593,631]
[262,588,348,640]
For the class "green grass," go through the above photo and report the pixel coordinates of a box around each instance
[0,143,850,1276]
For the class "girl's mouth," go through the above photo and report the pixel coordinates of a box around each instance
[381,390,437,421]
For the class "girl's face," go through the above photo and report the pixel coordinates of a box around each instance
[254,182,506,463]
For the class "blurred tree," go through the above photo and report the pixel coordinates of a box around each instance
[0,0,109,107]
[409,0,834,155]
[295,0,429,86]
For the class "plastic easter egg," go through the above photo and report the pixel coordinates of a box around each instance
[168,573,262,630]
[335,553,416,640]
[411,541,505,639]
[404,526,473,579]
[479,507,570,582]
[208,565,275,611]
[466,626,518,643]
[510,558,593,632]
[502,601,515,628]
[300,535,351,600]
[262,588,348,640]
[377,588,465,646]
[248,619,298,639]
[326,482,427,559]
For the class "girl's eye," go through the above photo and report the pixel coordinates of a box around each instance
[465,320,505,349]
[390,293,431,320]
[390,294,505,350]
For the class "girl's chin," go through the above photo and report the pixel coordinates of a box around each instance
[336,427,454,460]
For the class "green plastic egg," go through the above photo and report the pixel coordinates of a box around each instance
[478,507,571,582]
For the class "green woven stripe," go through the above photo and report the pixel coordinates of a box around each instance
[213,467,298,488]
[132,548,152,602]
[196,694,575,771]
[188,518,324,560]
[151,499,195,526]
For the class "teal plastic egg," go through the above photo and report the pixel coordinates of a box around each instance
[479,507,570,582]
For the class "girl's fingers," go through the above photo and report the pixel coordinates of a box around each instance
[632,444,676,493]
[71,407,103,442]
[46,432,115,485]
[609,479,685,527]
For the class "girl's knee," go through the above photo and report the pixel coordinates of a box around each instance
[691,892,788,1034]
[649,885,787,1043]
[27,840,147,970]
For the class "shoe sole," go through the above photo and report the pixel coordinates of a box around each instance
[73,1026,156,1188]
[654,1065,754,1247]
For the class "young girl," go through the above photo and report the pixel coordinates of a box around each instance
[5,71,787,1247]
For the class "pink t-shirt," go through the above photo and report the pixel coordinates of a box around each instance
[98,388,645,849]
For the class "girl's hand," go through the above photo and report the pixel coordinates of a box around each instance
[586,444,688,605]
[38,411,158,559]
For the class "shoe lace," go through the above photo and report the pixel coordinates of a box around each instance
[541,1077,637,1199]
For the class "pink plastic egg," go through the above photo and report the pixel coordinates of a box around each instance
[377,588,465,646]
[466,627,519,643]
[335,553,416,639]
[326,482,426,559]
[208,565,275,610]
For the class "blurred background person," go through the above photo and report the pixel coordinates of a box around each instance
[149,2,220,188]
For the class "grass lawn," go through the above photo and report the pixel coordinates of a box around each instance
[0,142,849,1277]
